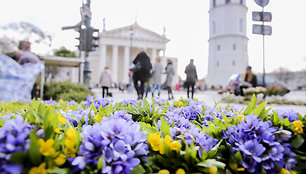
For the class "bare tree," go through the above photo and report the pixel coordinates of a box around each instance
[272,67,292,83]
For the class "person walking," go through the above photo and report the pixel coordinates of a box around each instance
[240,66,257,96]
[132,48,152,100]
[151,57,163,97]
[165,59,174,100]
[100,66,112,98]
[184,59,198,99]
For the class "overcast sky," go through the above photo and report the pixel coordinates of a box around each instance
[1,0,306,79]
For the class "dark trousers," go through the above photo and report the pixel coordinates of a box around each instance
[167,86,173,99]
[31,83,37,99]
[186,83,195,98]
[134,80,145,98]
[102,86,109,98]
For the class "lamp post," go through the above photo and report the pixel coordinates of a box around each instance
[128,24,134,92]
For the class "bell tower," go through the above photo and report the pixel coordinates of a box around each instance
[206,0,249,88]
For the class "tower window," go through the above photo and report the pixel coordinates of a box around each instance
[226,0,230,4]
[240,18,243,33]
[217,61,219,67]
[233,44,236,50]
[232,60,235,66]
[212,21,216,34]
[217,45,220,51]
[213,0,216,7]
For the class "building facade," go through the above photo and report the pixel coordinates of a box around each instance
[205,0,249,88]
[89,23,173,88]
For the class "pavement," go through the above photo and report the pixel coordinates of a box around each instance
[92,88,306,115]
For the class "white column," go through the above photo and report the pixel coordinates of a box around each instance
[99,44,107,81]
[162,49,166,68]
[111,45,118,85]
[123,46,130,84]
[151,48,156,65]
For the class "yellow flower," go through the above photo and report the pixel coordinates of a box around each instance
[93,114,103,122]
[39,139,56,156]
[54,154,66,166]
[66,105,71,110]
[208,166,218,174]
[164,103,168,106]
[159,141,165,155]
[293,120,303,128]
[237,115,244,121]
[169,141,180,151]
[66,127,76,140]
[58,116,67,124]
[29,162,47,174]
[58,99,64,104]
[54,128,60,134]
[280,168,291,174]
[178,101,183,107]
[158,169,170,174]
[148,132,162,151]
[229,163,245,172]
[175,168,186,174]
[164,135,172,145]
[295,127,303,134]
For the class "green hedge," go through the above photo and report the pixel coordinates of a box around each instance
[43,81,93,102]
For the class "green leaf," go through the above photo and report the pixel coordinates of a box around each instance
[283,118,290,127]
[131,165,146,174]
[292,135,304,149]
[47,168,70,174]
[297,113,303,121]
[28,131,42,165]
[160,117,171,137]
[197,159,226,168]
[139,122,158,134]
[0,116,5,127]
[9,151,27,163]
[234,151,242,163]
[253,101,266,116]
[97,156,103,170]
[243,94,256,115]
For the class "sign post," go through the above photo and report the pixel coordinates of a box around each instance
[252,0,271,88]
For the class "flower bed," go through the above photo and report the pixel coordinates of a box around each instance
[0,95,305,174]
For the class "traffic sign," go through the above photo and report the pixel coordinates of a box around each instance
[252,11,272,22]
[252,24,272,35]
[254,0,270,7]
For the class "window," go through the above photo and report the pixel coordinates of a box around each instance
[213,0,216,7]
[239,18,243,33]
[232,60,235,66]
[240,0,243,4]
[212,21,216,34]
[216,61,220,67]
[217,45,220,51]
[233,44,236,50]
[226,0,230,4]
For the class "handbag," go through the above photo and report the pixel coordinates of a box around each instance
[129,61,142,73]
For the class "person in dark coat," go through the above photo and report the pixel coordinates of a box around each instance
[132,48,152,99]
[184,59,198,99]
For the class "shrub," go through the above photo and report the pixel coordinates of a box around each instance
[43,81,93,102]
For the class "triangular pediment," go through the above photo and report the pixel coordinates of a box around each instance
[101,23,170,43]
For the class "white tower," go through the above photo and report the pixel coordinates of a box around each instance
[206,0,249,88]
